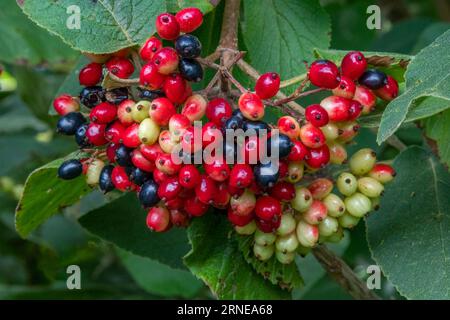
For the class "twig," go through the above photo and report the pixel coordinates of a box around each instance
[197,57,221,70]
[222,69,247,93]
[312,245,381,300]
[131,50,142,70]
[280,73,307,88]
[107,72,140,85]
[273,87,325,106]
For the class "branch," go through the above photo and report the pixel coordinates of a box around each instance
[312,245,381,300]
[107,72,140,85]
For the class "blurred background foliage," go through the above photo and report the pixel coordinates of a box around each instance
[0,0,448,299]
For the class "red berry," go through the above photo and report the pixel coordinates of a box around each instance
[156,13,180,40]
[152,47,179,75]
[195,175,217,204]
[308,178,333,200]
[140,36,163,61]
[213,182,231,209]
[201,122,221,148]
[288,140,309,161]
[332,75,356,99]
[354,86,376,114]
[90,102,117,124]
[277,116,300,139]
[278,160,289,178]
[255,195,281,221]
[205,98,232,126]
[111,166,134,191]
[375,75,399,101]
[156,153,182,175]
[157,130,175,154]
[131,149,155,172]
[308,60,340,89]
[106,143,119,162]
[341,51,367,80]
[146,207,171,232]
[79,62,103,86]
[53,94,80,116]
[300,123,326,148]
[153,168,173,184]
[170,208,189,227]
[185,196,209,217]
[255,72,280,99]
[122,123,141,148]
[106,57,134,79]
[140,143,162,162]
[181,126,202,154]
[269,181,295,202]
[337,121,360,142]
[166,197,184,210]
[149,97,176,126]
[238,92,265,121]
[158,177,182,201]
[140,62,166,89]
[175,7,203,33]
[256,217,280,233]
[117,99,135,126]
[228,184,245,197]
[305,104,329,127]
[369,163,396,183]
[320,96,351,122]
[228,208,254,227]
[105,121,125,144]
[303,200,328,224]
[86,123,108,146]
[229,164,253,189]
[178,164,201,189]
[163,73,187,104]
[347,100,363,121]
[240,135,262,164]
[306,145,330,169]
[204,156,230,182]
[169,114,191,141]
[182,94,207,122]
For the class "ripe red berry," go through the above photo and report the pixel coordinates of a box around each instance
[131,149,155,172]
[306,144,330,169]
[117,99,135,126]
[157,177,182,201]
[122,123,141,148]
[163,73,187,104]
[277,116,301,139]
[269,181,295,202]
[106,143,119,162]
[182,94,207,122]
[195,175,217,204]
[278,160,289,179]
[255,72,280,99]
[308,60,340,89]
[255,195,281,221]
[332,75,356,99]
[152,47,179,75]
[240,135,262,164]
[178,164,201,189]
[140,36,163,61]
[170,209,189,227]
[375,75,399,101]
[106,57,134,79]
[111,166,134,191]
[204,156,230,182]
[229,164,254,189]
[166,197,184,210]
[175,7,203,33]
[369,163,396,183]
[140,143,162,162]
[205,98,233,126]
[320,96,351,122]
[86,123,108,146]
[341,51,367,80]
[256,217,280,233]
[156,153,182,175]
[105,121,125,144]
[79,62,103,86]
[149,97,176,126]
[185,196,209,217]
[303,200,328,224]
[90,102,117,124]
[213,182,231,208]
[308,178,333,200]
[288,140,309,161]
[347,100,363,121]
[146,207,171,232]
[169,114,191,141]
[228,208,254,227]
[238,92,265,121]
[153,168,173,184]
[201,122,221,148]
[354,86,376,114]
[140,62,166,89]
[299,123,326,148]
[305,104,329,127]
[181,126,202,154]
[155,13,180,40]
[53,94,80,116]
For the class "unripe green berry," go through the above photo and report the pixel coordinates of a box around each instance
[296,244,311,257]
[329,141,348,165]
[345,192,372,217]
[12,184,24,200]
[138,118,160,145]
[253,244,274,261]
[286,161,304,183]
[275,251,295,264]
[323,193,345,217]
[326,227,344,243]
[235,220,257,235]
[320,123,340,141]
[275,233,299,253]
[308,178,333,200]
[357,177,384,198]
[318,216,339,237]
[291,187,313,212]
[349,148,377,176]
[277,214,296,236]
[338,212,360,228]
[254,229,276,246]
[302,200,328,225]
[131,101,151,123]
[337,172,357,196]
[296,220,319,248]
[371,197,381,211]
[0,176,15,192]
[86,159,105,186]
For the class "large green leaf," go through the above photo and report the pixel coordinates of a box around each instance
[366,147,450,299]
[19,0,166,54]
[184,213,290,299]
[166,0,215,13]
[423,109,450,167]
[15,152,90,237]
[377,29,450,144]
[0,0,77,71]
[79,193,189,270]
[241,0,330,78]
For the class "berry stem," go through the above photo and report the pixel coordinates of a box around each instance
[273,87,325,106]
[279,73,307,88]
[222,68,247,93]
[131,50,143,70]
[107,72,140,85]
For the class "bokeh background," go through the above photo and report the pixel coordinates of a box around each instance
[0,0,448,299]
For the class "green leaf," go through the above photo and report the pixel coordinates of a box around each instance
[236,234,303,291]
[423,109,450,167]
[411,22,450,54]
[0,95,47,133]
[366,146,450,299]
[184,213,290,299]
[166,0,215,13]
[19,0,166,54]
[79,193,189,270]
[0,0,77,71]
[377,29,450,144]
[15,152,91,237]
[117,248,203,298]
[241,0,330,78]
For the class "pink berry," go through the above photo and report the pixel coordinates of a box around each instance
[182,94,207,122]
[53,94,80,116]
[238,92,265,121]
[152,47,179,75]
[299,123,326,148]
[320,96,351,122]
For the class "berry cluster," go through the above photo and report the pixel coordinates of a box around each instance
[52,7,398,266]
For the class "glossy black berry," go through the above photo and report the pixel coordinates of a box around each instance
[243,120,270,136]
[358,69,388,90]
[115,144,133,167]
[139,179,160,208]
[80,86,105,108]
[223,116,243,131]
[56,112,86,135]
[179,58,203,82]
[106,87,129,105]
[175,34,202,58]
[254,161,280,188]
[99,165,115,193]
[58,159,83,180]
[129,167,151,186]
[75,123,91,148]
[267,133,293,158]
[232,109,245,120]
[138,88,164,101]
